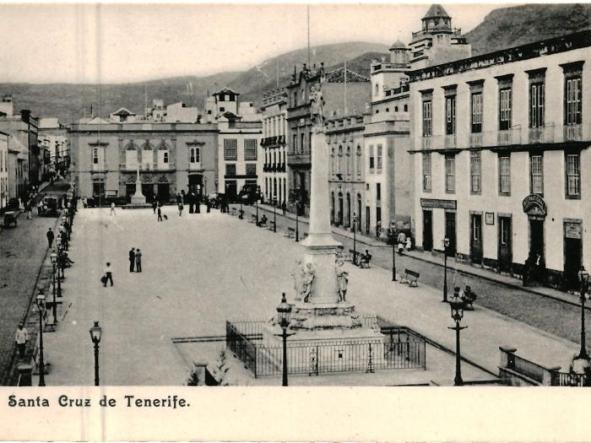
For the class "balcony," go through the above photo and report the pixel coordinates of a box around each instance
[412,27,463,41]
[497,128,521,146]
[287,152,311,166]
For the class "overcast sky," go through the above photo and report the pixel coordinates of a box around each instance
[0,3,503,84]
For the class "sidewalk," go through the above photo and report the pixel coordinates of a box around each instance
[249,203,583,309]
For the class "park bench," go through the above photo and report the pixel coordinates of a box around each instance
[358,252,371,269]
[461,285,477,310]
[401,269,420,287]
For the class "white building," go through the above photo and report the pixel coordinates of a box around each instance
[409,30,591,290]
[260,88,288,206]
[0,132,8,209]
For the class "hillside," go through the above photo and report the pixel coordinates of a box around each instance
[466,3,591,55]
[0,42,387,123]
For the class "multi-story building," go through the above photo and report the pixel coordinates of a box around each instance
[0,132,8,209]
[409,30,591,290]
[326,114,366,231]
[39,118,70,177]
[217,115,262,200]
[260,88,288,206]
[286,63,370,215]
[364,41,413,239]
[7,135,27,201]
[70,118,218,202]
[408,4,471,69]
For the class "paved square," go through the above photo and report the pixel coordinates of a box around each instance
[43,207,579,385]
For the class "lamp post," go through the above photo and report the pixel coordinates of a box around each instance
[276,293,293,387]
[295,199,300,242]
[448,287,467,386]
[352,212,357,266]
[443,237,450,303]
[391,226,397,281]
[89,321,102,386]
[576,267,590,361]
[272,198,277,232]
[255,186,261,225]
[50,253,58,324]
[36,293,46,386]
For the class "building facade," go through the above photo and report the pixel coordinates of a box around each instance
[260,88,288,206]
[0,132,8,210]
[39,118,70,177]
[327,115,366,232]
[216,116,262,200]
[409,30,591,290]
[286,64,370,215]
[70,120,218,202]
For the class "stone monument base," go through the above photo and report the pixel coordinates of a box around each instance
[130,194,147,205]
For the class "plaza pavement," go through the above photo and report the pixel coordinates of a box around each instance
[40,206,579,386]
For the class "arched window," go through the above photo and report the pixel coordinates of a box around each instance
[331,147,335,175]
[338,145,343,174]
[356,145,362,177]
[190,148,195,163]
[346,146,351,175]
[163,152,169,163]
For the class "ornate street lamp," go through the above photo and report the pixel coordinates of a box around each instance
[449,287,467,386]
[352,212,357,266]
[50,253,58,324]
[443,237,450,303]
[571,267,591,385]
[36,293,46,386]
[276,293,293,387]
[89,321,102,386]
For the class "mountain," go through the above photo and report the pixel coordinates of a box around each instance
[466,3,591,55]
[0,42,387,124]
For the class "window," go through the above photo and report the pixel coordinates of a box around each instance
[376,183,381,201]
[92,181,105,197]
[300,133,305,153]
[245,163,257,176]
[224,139,237,160]
[346,146,351,175]
[445,154,455,193]
[472,216,481,242]
[422,100,432,137]
[369,145,375,171]
[499,87,512,130]
[530,82,545,128]
[470,151,481,194]
[331,147,335,175]
[356,145,362,177]
[92,148,98,164]
[337,145,343,174]
[190,147,200,163]
[376,144,383,171]
[163,152,168,163]
[404,104,408,112]
[422,153,432,192]
[498,155,511,195]
[565,76,582,126]
[225,163,236,176]
[566,152,581,198]
[471,92,483,133]
[530,154,543,195]
[244,139,257,160]
[445,95,456,135]
[292,134,297,153]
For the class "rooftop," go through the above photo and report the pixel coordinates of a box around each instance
[423,4,450,20]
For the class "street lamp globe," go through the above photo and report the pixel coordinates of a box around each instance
[449,287,465,323]
[276,293,292,329]
[579,267,590,287]
[89,321,102,344]
[36,293,46,309]
[50,252,57,265]
[444,237,450,250]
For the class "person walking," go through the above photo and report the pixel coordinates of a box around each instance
[135,249,142,273]
[15,323,29,359]
[129,248,136,272]
[110,202,116,216]
[46,228,55,249]
[178,202,184,217]
[281,201,286,216]
[103,262,114,287]
[25,200,32,219]
[157,205,163,222]
[152,199,158,214]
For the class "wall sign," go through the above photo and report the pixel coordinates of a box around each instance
[485,212,495,225]
[420,198,457,210]
[565,222,582,239]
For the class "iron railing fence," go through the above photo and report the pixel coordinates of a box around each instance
[226,320,426,378]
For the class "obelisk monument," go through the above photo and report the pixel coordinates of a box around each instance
[130,164,146,205]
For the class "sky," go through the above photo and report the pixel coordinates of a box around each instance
[0,3,503,84]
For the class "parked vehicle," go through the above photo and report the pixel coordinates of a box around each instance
[38,196,60,217]
[3,211,17,227]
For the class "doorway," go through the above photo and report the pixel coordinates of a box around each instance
[529,219,544,261]
[337,193,344,226]
[365,206,370,235]
[422,210,433,251]
[564,222,583,291]
[470,213,483,264]
[445,211,457,255]
[498,216,513,272]
[189,174,203,196]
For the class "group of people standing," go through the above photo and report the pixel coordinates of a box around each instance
[128,248,143,273]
